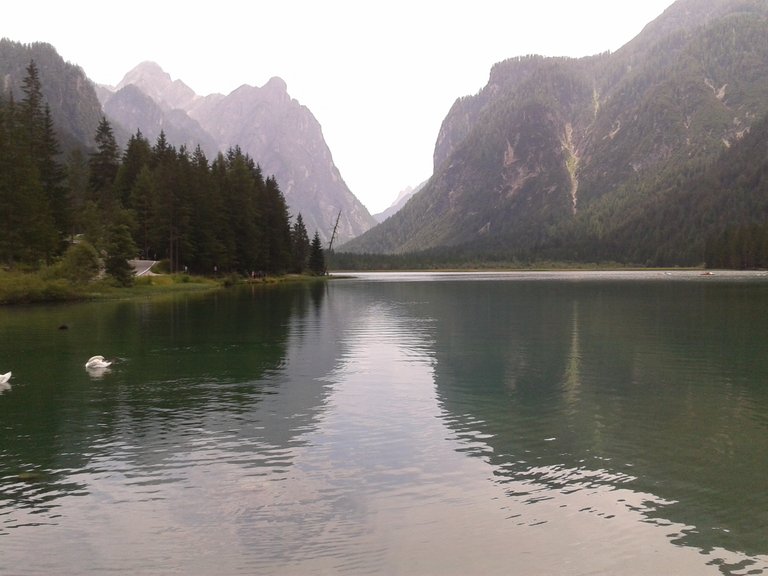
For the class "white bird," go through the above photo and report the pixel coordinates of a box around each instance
[85,356,112,369]
[0,371,11,392]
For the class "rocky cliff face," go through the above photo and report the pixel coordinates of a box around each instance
[103,63,376,244]
[187,76,376,244]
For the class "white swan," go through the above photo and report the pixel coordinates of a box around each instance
[85,356,112,369]
[0,371,11,392]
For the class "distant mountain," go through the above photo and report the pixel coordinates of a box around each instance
[187,75,376,244]
[341,0,768,266]
[106,62,376,244]
[0,39,103,151]
[373,181,426,223]
[100,83,219,158]
[116,60,199,111]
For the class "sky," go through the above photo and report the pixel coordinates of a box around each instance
[5,0,676,214]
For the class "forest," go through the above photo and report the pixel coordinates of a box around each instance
[0,61,325,289]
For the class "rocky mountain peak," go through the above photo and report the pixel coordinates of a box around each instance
[117,61,198,110]
[263,76,288,98]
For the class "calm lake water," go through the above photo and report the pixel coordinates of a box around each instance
[1,271,768,575]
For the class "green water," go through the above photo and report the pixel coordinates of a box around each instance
[1,271,767,575]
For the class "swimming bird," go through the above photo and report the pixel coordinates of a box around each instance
[0,371,11,392]
[85,356,111,369]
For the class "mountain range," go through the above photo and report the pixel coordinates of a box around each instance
[4,0,768,266]
[1,42,376,245]
[341,0,768,266]
[98,62,376,245]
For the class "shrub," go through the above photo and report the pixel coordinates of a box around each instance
[58,241,101,285]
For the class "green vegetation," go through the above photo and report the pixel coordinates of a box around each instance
[0,61,325,304]
[308,231,326,275]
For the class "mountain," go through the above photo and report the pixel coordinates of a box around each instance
[341,0,768,266]
[115,60,199,111]
[187,76,376,244]
[100,83,219,158]
[107,62,376,244]
[373,181,426,223]
[0,39,103,151]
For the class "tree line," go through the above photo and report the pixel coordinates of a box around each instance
[0,61,325,286]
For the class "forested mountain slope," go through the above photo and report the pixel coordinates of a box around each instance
[341,0,768,266]
[0,39,103,150]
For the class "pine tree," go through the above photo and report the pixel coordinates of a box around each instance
[308,231,326,275]
[18,60,60,261]
[291,213,310,273]
[115,130,152,207]
[89,116,120,206]
[104,222,138,287]
[264,175,292,273]
[129,165,154,259]
[66,147,90,238]
[39,104,68,245]
[0,91,56,265]
[149,131,181,271]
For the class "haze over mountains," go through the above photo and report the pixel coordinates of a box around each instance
[342,0,768,266]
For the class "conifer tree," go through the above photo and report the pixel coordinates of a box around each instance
[66,148,90,238]
[104,222,138,286]
[264,175,292,273]
[115,130,152,207]
[291,213,310,273]
[89,116,120,206]
[0,91,56,265]
[18,60,60,260]
[129,165,154,259]
[308,231,326,275]
[39,103,69,245]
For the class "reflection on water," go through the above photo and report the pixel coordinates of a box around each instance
[0,272,767,574]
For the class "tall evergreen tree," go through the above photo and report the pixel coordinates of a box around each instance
[39,103,69,245]
[89,116,120,206]
[264,175,292,273]
[148,131,181,270]
[0,91,56,265]
[129,165,155,259]
[187,145,224,273]
[291,213,310,273]
[308,231,326,275]
[104,222,138,287]
[66,147,90,238]
[18,60,60,260]
[115,130,152,207]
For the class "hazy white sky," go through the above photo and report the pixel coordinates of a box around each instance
[6,1,675,213]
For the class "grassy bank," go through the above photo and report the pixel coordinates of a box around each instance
[0,269,219,305]
[0,268,330,306]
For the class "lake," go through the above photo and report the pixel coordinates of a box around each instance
[1,271,768,575]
